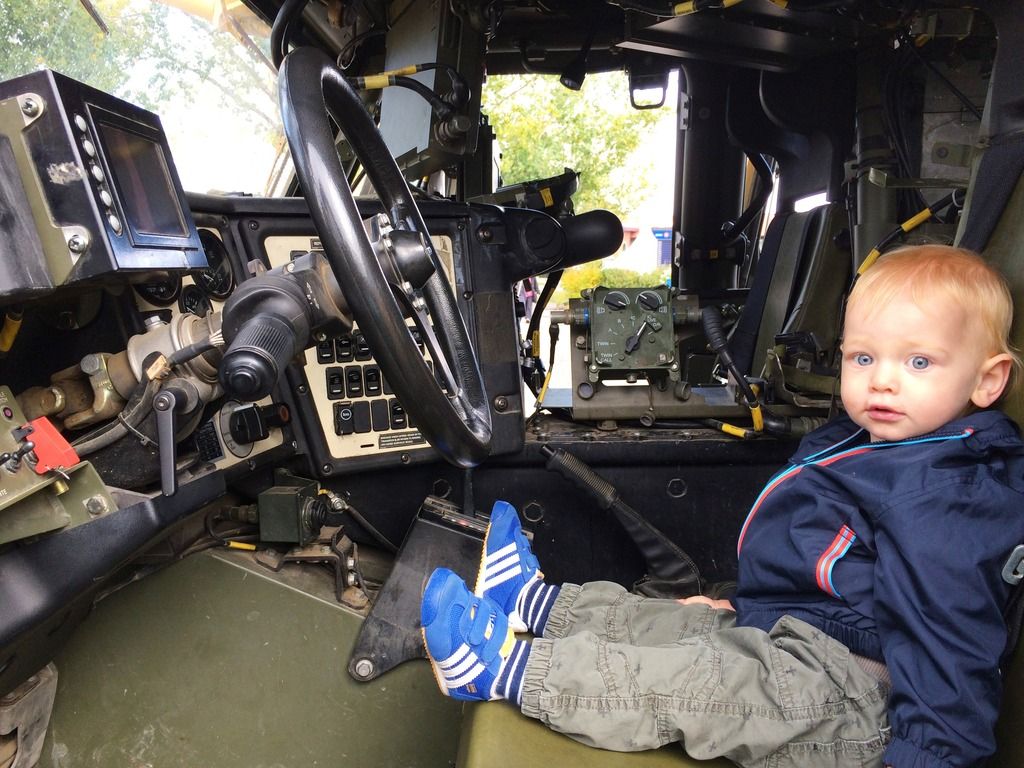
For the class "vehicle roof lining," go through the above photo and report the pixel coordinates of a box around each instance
[245,0,884,77]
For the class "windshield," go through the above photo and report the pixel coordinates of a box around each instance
[0,0,285,195]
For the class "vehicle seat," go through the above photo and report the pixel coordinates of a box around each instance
[456,626,1024,767]
[730,202,850,393]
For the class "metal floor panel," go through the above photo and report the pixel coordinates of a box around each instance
[40,550,462,767]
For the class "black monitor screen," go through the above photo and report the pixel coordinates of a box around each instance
[97,121,187,238]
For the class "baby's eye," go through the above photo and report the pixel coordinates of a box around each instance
[909,355,930,370]
[853,353,873,366]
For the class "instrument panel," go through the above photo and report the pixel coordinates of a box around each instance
[130,227,286,473]
[263,234,449,466]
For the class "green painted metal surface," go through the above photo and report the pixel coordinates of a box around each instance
[41,550,462,767]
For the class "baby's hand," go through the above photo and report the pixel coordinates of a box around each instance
[677,595,735,611]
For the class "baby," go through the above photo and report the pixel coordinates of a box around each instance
[421,245,1024,767]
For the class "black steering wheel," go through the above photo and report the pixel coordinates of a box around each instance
[279,47,491,468]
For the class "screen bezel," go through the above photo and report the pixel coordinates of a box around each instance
[86,104,201,252]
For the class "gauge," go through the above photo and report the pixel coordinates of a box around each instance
[134,274,183,307]
[603,290,630,310]
[179,283,212,317]
[218,400,253,459]
[195,230,235,300]
[637,290,664,311]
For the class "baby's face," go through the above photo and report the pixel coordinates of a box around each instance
[840,294,991,442]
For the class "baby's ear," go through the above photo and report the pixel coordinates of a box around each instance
[971,353,1014,408]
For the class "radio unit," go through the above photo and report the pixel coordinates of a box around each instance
[0,69,205,301]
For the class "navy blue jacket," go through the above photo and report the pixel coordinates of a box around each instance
[733,411,1024,768]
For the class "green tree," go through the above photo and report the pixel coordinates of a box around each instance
[0,0,153,96]
[482,73,666,217]
[0,0,279,135]
[599,267,670,288]
[557,262,604,301]
[553,264,670,303]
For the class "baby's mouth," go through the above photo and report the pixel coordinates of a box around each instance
[866,405,903,422]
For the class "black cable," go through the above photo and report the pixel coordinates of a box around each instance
[167,337,216,368]
[394,76,454,118]
[338,503,398,554]
[72,361,163,455]
[415,62,471,108]
[337,28,386,70]
[271,0,309,70]
[606,0,675,17]
[882,42,927,214]
[523,270,563,396]
[904,34,983,121]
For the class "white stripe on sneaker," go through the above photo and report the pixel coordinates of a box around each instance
[485,541,518,564]
[447,662,486,689]
[439,644,487,690]
[483,554,520,580]
[440,644,473,672]
[481,564,522,591]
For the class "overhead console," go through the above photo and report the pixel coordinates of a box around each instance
[0,69,206,302]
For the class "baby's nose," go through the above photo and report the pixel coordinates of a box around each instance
[869,362,898,391]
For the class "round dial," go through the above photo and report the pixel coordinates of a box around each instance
[196,230,235,300]
[218,400,253,459]
[179,283,212,317]
[603,290,630,310]
[637,290,664,311]
[134,275,182,307]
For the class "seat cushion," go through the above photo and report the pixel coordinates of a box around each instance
[456,701,732,768]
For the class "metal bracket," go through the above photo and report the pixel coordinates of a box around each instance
[867,167,968,190]
[0,663,57,768]
[1002,544,1024,585]
[15,93,45,127]
[254,526,368,609]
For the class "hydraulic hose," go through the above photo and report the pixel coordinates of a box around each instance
[702,306,761,417]
[856,189,964,276]
[72,375,161,456]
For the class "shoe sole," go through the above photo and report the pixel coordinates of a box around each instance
[473,519,494,599]
[422,624,451,697]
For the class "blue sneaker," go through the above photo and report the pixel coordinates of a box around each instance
[421,567,516,701]
[474,501,542,633]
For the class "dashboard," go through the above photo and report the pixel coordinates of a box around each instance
[174,194,537,479]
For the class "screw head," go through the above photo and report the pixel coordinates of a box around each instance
[21,97,40,117]
[67,233,89,254]
[493,395,508,412]
[85,495,108,516]
[79,354,102,375]
[353,658,375,679]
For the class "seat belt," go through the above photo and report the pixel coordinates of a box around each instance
[958,134,1024,253]
[730,211,793,376]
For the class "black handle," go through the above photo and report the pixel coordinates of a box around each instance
[219,316,297,402]
[153,390,179,497]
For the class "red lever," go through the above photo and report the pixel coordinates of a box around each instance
[25,417,80,474]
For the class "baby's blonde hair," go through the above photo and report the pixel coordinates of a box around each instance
[848,245,1021,384]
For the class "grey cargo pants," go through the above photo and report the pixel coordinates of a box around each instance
[519,582,891,768]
